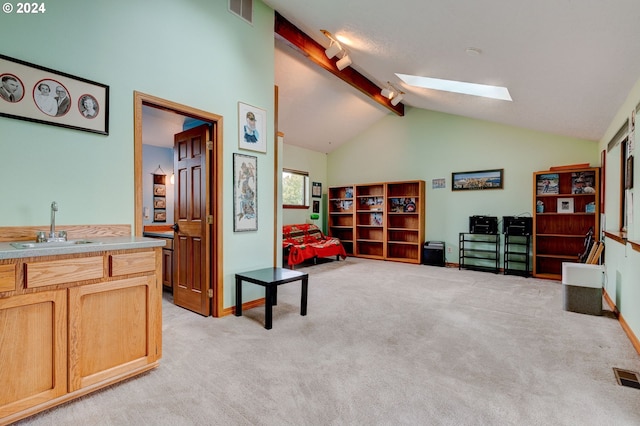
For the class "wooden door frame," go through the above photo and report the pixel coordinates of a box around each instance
[133,91,224,317]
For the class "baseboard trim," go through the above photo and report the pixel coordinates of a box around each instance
[220,297,266,317]
[619,313,640,356]
[603,288,640,356]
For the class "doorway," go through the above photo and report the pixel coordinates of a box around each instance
[133,91,224,317]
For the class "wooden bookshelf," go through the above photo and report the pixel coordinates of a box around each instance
[355,183,385,260]
[328,185,354,255]
[532,167,600,279]
[329,180,425,264]
[386,181,425,264]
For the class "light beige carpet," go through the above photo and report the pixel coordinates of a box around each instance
[15,257,640,425]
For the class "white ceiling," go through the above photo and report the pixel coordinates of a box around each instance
[269,0,640,153]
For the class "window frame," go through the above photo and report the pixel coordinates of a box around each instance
[282,168,310,209]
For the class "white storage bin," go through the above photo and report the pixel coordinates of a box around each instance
[561,262,604,315]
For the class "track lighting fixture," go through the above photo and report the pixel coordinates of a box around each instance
[321,29,351,71]
[391,92,404,106]
[381,82,405,106]
[325,41,342,59]
[381,83,396,99]
[336,54,352,71]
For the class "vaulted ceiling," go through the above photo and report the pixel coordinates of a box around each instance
[269,0,640,153]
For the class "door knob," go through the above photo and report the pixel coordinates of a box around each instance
[171,223,179,232]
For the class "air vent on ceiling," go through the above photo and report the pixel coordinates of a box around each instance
[613,367,640,389]
[229,0,253,24]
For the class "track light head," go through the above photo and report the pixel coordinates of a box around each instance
[390,92,404,106]
[336,54,352,71]
[381,87,395,99]
[325,42,342,59]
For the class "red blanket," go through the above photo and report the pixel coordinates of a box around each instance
[283,224,347,267]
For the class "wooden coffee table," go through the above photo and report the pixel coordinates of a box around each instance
[235,267,308,329]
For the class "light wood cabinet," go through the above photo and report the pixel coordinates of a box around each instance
[68,275,160,391]
[329,180,425,264]
[0,290,67,420]
[0,246,161,424]
[532,167,600,279]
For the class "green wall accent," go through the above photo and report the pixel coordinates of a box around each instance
[282,144,328,227]
[0,0,276,308]
[598,73,640,348]
[328,107,599,263]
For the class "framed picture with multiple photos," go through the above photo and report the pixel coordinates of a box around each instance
[0,54,109,135]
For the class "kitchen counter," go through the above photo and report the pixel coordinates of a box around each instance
[0,236,164,260]
[0,236,163,424]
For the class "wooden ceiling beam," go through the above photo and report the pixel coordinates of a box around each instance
[274,11,404,116]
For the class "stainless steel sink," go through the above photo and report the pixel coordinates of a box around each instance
[10,240,103,249]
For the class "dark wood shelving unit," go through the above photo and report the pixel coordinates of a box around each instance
[533,167,600,280]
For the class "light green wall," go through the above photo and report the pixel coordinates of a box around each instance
[599,74,640,346]
[282,144,328,227]
[328,107,598,262]
[0,0,276,308]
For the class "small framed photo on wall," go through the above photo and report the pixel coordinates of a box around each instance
[312,182,322,198]
[238,102,267,153]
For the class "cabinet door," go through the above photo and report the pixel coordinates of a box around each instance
[68,275,161,391]
[162,249,173,288]
[0,290,67,419]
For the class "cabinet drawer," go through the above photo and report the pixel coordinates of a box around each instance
[109,251,156,276]
[0,264,16,292]
[25,257,104,289]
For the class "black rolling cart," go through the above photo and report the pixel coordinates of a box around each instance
[458,233,500,273]
[502,216,532,277]
[503,234,531,277]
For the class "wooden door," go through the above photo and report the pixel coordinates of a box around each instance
[173,124,211,316]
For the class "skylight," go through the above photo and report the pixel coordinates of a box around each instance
[395,73,512,101]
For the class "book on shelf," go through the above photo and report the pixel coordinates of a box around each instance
[536,173,559,194]
[371,212,383,226]
[360,196,383,210]
[332,199,353,211]
[571,171,596,194]
[345,187,353,198]
[389,198,417,212]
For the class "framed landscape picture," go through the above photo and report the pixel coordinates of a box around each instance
[452,169,503,191]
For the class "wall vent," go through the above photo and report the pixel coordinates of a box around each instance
[613,367,640,389]
[229,0,253,24]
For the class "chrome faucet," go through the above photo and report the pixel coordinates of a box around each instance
[35,201,67,242]
[50,201,58,238]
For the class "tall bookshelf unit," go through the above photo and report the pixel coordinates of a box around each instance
[355,183,386,259]
[532,167,600,280]
[328,180,425,264]
[386,181,425,263]
[328,185,355,255]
